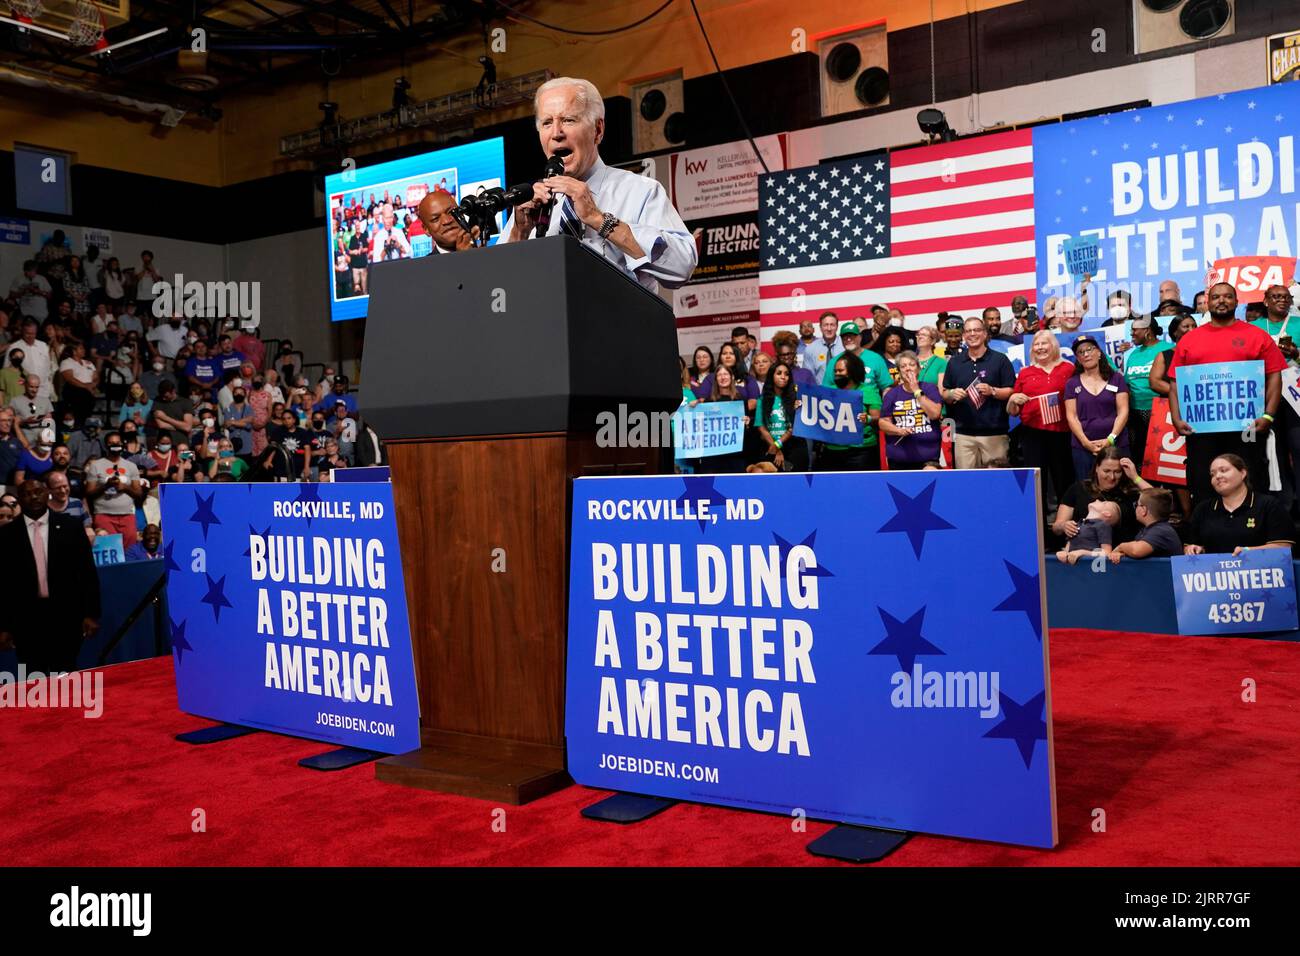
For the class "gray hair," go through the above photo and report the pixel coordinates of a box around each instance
[534,77,605,129]
[896,350,920,367]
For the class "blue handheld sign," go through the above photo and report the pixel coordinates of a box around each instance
[792,383,864,443]
[565,470,1057,847]
[160,482,420,753]
[1171,549,1298,635]
[673,401,745,457]
[1176,360,1265,434]
[1062,235,1100,278]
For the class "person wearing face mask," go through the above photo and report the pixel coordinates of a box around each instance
[85,430,143,547]
[146,435,178,483]
[0,344,25,408]
[190,405,224,463]
[276,341,302,386]
[66,415,106,473]
[306,412,332,477]
[117,424,151,470]
[223,385,253,459]
[270,409,313,480]
[14,429,55,484]
[208,437,248,481]
[146,312,188,361]
[118,382,153,429]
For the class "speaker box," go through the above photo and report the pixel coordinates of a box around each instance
[629,71,686,155]
[1133,0,1234,55]
[817,22,890,118]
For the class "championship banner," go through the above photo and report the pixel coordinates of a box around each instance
[1175,360,1265,433]
[565,471,1056,847]
[1140,396,1188,486]
[1268,30,1300,84]
[1209,255,1297,303]
[791,383,863,443]
[672,401,746,458]
[159,482,420,753]
[1171,549,1298,635]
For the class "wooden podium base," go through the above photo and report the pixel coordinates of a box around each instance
[376,730,570,805]
[376,431,661,805]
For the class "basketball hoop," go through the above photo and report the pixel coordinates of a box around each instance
[66,0,104,47]
[8,0,45,20]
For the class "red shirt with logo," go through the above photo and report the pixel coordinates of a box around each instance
[1168,320,1287,378]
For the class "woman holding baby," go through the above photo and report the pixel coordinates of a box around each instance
[1052,446,1150,549]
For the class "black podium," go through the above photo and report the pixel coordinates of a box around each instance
[363,235,679,802]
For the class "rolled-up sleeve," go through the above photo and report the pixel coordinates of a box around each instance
[622,180,697,290]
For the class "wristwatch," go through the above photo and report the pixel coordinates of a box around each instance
[598,212,621,239]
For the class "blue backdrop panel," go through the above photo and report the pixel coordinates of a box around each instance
[566,470,1056,848]
[159,482,420,753]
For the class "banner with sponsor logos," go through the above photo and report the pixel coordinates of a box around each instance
[1171,549,1298,635]
[159,482,420,753]
[565,471,1056,847]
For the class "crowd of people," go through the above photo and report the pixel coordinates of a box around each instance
[0,231,383,561]
[678,279,1299,558]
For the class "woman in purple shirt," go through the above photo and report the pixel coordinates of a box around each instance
[1064,334,1130,481]
[692,342,759,411]
[879,351,944,469]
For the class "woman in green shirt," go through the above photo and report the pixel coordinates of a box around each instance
[755,361,807,471]
[915,326,948,385]
[1122,316,1173,467]
[815,351,882,472]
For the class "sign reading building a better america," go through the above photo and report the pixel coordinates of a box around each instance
[1176,361,1265,433]
[565,470,1056,847]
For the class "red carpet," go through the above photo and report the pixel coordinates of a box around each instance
[3,628,1298,866]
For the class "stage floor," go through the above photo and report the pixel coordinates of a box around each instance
[3,628,1298,867]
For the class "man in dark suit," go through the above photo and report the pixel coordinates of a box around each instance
[0,478,100,672]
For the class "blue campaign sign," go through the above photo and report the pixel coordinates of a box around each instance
[1171,549,1298,635]
[566,471,1057,847]
[1176,360,1265,433]
[1062,235,1099,278]
[92,534,125,567]
[792,383,863,443]
[159,482,420,753]
[328,466,392,483]
[0,217,30,244]
[1034,82,1300,314]
[673,400,745,457]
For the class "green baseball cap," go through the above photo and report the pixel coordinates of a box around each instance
[839,321,863,336]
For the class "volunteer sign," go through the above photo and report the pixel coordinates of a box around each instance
[673,400,745,457]
[1171,549,1298,635]
[792,383,864,443]
[1176,360,1265,433]
[565,471,1057,847]
[160,482,420,753]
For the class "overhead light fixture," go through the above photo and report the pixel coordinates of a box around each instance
[917,107,955,143]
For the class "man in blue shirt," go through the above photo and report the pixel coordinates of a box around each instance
[185,341,222,400]
[328,376,358,415]
[940,317,1016,468]
[500,76,696,294]
[125,524,163,562]
[802,312,843,383]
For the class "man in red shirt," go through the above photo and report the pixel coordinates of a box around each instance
[1168,282,1285,506]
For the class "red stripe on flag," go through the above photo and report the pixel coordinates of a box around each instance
[758,257,1037,299]
[889,128,1034,167]
[890,225,1036,257]
[760,288,1038,326]
[890,162,1035,197]
[890,193,1034,227]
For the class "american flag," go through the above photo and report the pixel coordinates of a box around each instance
[758,129,1035,341]
[966,379,985,409]
[1036,391,1062,425]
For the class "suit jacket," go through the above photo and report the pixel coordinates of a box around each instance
[0,511,101,630]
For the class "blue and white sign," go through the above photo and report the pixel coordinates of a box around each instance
[160,482,420,753]
[565,471,1057,847]
[1035,83,1300,315]
[1062,235,1099,278]
[673,400,745,457]
[792,383,864,443]
[0,217,30,244]
[92,533,125,567]
[1176,360,1265,433]
[1171,549,1298,635]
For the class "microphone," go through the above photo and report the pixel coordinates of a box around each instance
[533,152,568,239]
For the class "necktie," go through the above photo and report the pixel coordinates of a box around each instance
[31,517,49,598]
[559,196,585,240]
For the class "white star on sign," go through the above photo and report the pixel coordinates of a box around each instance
[1248,101,1256,109]
[1150,142,1158,149]
[1121,143,1129,150]
[1090,148,1098,156]
[1081,206,1088,213]
[1195,118,1204,126]
[1166,114,1174,122]
[1225,126,1233,133]
[1277,114,1285,122]
[1133,114,1142,123]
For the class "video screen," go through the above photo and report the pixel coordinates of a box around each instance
[324,137,505,322]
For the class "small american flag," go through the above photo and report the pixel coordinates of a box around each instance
[1036,391,1062,425]
[1204,260,1217,291]
[966,379,985,409]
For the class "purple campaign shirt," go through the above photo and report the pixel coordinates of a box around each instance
[1065,370,1128,452]
[692,372,760,403]
[881,382,943,465]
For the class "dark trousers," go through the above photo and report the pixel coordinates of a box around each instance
[1018,426,1073,514]
[1185,431,1268,509]
[11,605,83,674]
[1128,409,1152,474]
[814,445,879,472]
[758,438,810,472]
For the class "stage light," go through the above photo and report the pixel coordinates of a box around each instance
[917,107,955,143]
